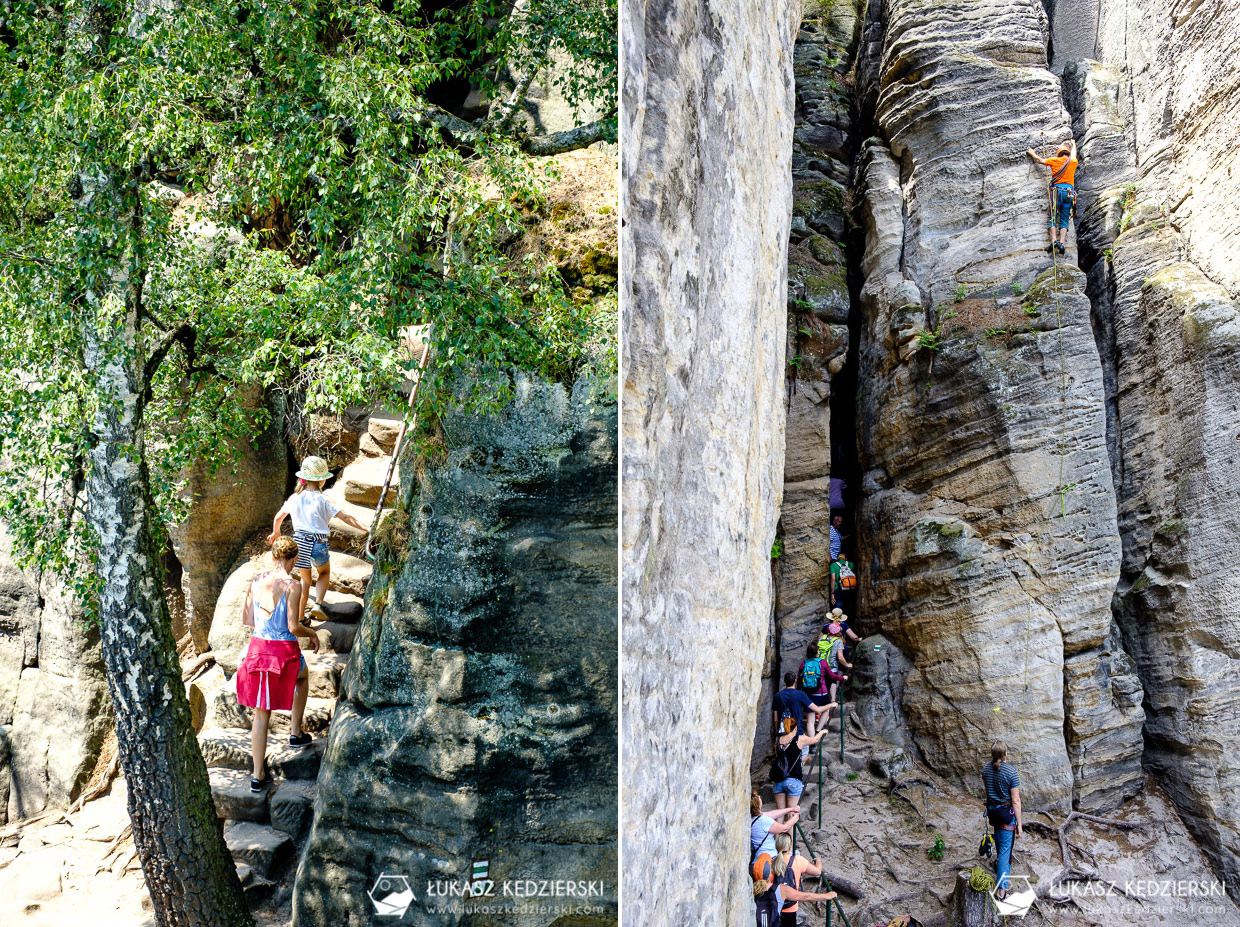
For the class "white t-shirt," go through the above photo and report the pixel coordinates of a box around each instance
[283,490,339,535]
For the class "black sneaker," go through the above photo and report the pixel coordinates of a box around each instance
[250,773,271,793]
[1055,242,1066,255]
[1046,244,1055,255]
[289,732,312,748]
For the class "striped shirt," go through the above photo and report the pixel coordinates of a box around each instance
[981,761,1019,807]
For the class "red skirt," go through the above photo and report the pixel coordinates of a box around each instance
[235,638,303,711]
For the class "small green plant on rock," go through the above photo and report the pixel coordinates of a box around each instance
[918,329,942,352]
[846,771,860,781]
[771,538,784,560]
[926,833,946,861]
[954,283,968,303]
[1011,281,1024,296]
[1023,304,1039,317]
[1103,248,1114,263]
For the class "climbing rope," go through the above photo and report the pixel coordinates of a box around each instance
[1014,137,1075,774]
[363,326,433,562]
[969,865,996,893]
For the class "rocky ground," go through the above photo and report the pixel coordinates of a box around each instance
[756,706,1240,927]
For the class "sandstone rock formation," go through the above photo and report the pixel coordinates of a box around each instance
[621,0,801,921]
[169,386,288,652]
[1055,0,1240,890]
[0,530,111,823]
[851,0,1144,812]
[293,377,617,926]
[761,0,863,772]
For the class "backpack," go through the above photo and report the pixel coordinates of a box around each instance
[837,561,857,589]
[819,635,842,668]
[771,737,801,782]
[801,658,822,691]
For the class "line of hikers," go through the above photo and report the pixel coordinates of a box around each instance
[749,509,864,925]
[234,455,368,793]
[749,503,1030,923]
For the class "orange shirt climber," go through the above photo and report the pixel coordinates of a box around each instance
[1026,139,1078,255]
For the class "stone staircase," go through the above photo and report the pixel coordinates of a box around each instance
[192,411,404,909]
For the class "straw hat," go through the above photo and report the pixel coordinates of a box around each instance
[296,456,332,482]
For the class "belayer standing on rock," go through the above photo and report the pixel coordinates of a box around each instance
[981,740,1023,899]
[236,536,321,792]
[268,455,367,624]
[1027,139,1078,256]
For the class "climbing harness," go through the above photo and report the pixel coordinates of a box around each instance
[363,324,434,562]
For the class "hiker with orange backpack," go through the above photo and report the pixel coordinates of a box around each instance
[1027,139,1078,256]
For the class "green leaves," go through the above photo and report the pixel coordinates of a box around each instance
[0,0,616,616]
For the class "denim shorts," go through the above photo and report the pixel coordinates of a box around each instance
[773,777,805,797]
[293,530,331,569]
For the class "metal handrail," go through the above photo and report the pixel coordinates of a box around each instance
[793,821,853,927]
[363,326,433,562]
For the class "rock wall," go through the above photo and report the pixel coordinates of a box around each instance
[169,386,288,653]
[758,0,861,772]
[0,531,111,823]
[1058,0,1240,891]
[621,0,800,921]
[293,378,617,927]
[852,0,1143,812]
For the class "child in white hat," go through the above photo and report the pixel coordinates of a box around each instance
[268,456,367,623]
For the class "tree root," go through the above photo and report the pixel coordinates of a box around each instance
[1027,809,1151,868]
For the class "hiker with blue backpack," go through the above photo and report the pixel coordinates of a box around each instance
[772,672,834,751]
[798,642,838,743]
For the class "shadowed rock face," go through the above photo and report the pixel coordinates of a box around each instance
[1061,0,1240,888]
[0,531,111,824]
[852,0,1142,812]
[292,379,616,927]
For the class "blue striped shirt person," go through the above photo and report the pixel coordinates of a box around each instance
[981,741,1022,898]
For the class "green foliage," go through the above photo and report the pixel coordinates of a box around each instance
[1023,304,1039,317]
[771,538,784,560]
[1103,248,1114,263]
[0,0,615,611]
[1010,281,1024,296]
[918,329,942,352]
[845,771,859,781]
[926,833,946,861]
[954,283,968,302]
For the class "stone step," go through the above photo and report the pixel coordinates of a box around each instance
[271,780,316,841]
[326,550,373,597]
[305,651,347,699]
[206,686,335,735]
[338,456,399,507]
[298,619,357,655]
[359,431,386,457]
[309,592,365,624]
[224,821,292,880]
[209,767,271,824]
[366,414,403,451]
[199,727,325,780]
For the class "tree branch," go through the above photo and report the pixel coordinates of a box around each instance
[521,115,615,154]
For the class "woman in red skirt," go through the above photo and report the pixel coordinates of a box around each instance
[237,536,320,791]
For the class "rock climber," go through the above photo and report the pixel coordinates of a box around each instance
[236,536,320,792]
[1027,139,1078,256]
[980,740,1023,899]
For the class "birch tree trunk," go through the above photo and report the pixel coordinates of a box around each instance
[83,178,252,927]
